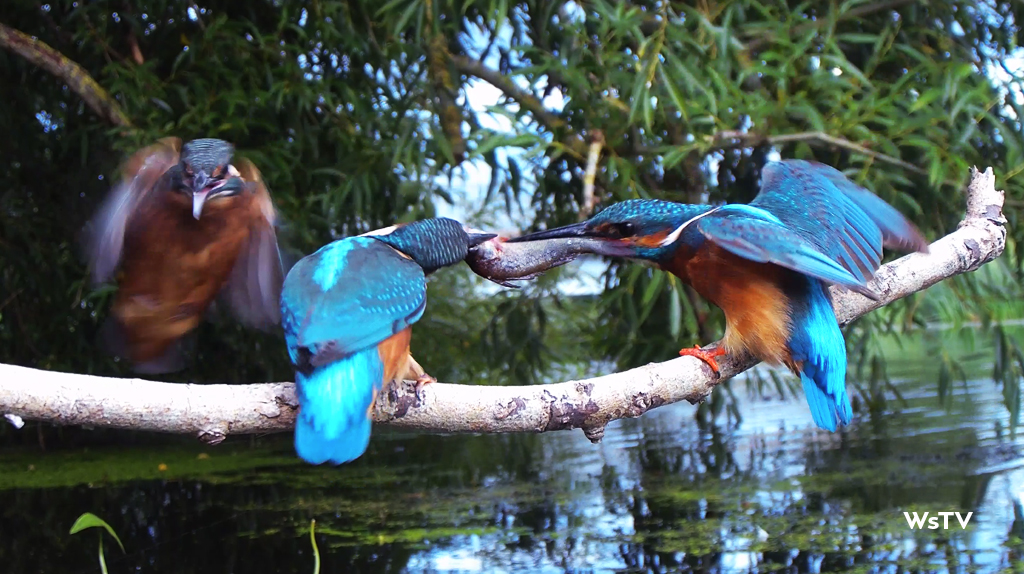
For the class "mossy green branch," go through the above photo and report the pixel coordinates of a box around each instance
[424,0,466,163]
[0,21,132,128]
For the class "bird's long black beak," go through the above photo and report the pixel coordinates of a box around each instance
[466,231,498,247]
[505,221,637,258]
[506,221,588,242]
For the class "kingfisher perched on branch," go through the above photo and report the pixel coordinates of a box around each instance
[279,217,496,465]
[85,137,285,374]
[508,159,928,432]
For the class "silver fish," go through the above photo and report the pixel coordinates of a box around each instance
[465,236,604,287]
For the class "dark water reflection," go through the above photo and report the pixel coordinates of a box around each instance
[2,328,1024,573]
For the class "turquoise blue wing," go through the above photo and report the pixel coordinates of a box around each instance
[694,207,870,294]
[747,160,926,284]
[280,236,427,368]
[807,162,928,253]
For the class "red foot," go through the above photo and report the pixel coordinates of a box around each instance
[414,374,436,390]
[414,374,437,403]
[678,345,727,374]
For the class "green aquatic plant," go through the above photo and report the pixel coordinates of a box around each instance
[69,513,124,574]
[309,519,320,574]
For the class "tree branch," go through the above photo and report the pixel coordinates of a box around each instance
[452,56,932,189]
[0,168,1005,444]
[0,21,132,127]
[452,54,589,159]
[453,55,566,132]
[712,130,930,177]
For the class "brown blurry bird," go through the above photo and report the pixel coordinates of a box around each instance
[86,137,285,374]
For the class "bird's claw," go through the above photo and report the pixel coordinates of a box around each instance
[678,344,727,378]
[414,374,436,404]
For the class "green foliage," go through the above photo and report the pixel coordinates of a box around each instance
[69,513,125,552]
[70,512,125,574]
[1,0,1022,426]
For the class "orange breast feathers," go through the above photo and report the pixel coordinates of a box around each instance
[112,194,260,362]
[666,243,794,366]
[377,327,415,383]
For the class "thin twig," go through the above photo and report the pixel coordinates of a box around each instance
[452,55,587,158]
[713,130,929,177]
[579,130,604,220]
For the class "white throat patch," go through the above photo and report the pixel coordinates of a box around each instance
[658,206,724,247]
[360,224,399,237]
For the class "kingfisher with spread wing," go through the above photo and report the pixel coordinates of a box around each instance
[507,160,929,431]
[86,137,285,374]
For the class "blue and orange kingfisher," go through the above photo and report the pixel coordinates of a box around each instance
[280,218,495,465]
[508,159,929,432]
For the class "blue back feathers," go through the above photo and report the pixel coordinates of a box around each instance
[735,160,927,286]
[686,159,927,298]
[280,217,486,465]
[281,236,428,465]
[282,237,427,366]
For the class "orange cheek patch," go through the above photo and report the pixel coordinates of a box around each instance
[634,230,671,248]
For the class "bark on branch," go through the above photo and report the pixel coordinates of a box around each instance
[0,21,132,128]
[0,168,1006,444]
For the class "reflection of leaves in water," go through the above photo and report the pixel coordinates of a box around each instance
[241,479,558,549]
[628,469,979,570]
[0,411,1018,573]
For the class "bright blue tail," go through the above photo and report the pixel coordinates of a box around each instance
[293,346,384,465]
[788,279,852,432]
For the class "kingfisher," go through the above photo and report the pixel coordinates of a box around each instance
[508,159,928,432]
[85,137,285,374]
[279,217,496,465]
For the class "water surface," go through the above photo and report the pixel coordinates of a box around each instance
[2,327,1022,573]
